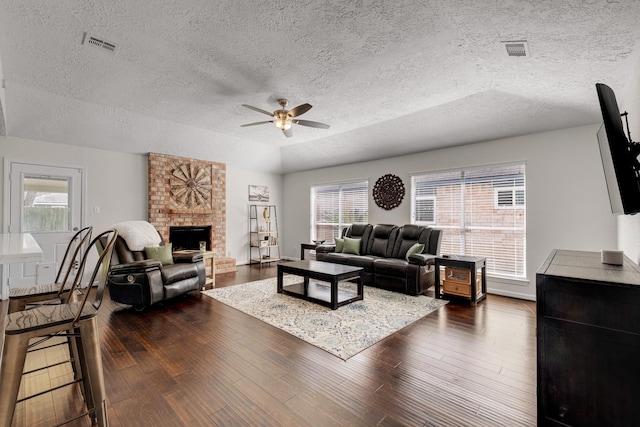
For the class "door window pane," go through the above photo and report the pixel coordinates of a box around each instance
[23,177,70,232]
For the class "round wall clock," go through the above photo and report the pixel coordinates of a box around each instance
[373,174,405,210]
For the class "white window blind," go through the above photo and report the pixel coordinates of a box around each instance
[311,180,368,242]
[411,164,526,279]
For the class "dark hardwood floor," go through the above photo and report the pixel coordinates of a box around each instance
[2,264,537,426]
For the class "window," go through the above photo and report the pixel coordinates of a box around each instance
[414,197,436,223]
[311,180,368,242]
[22,176,71,233]
[495,187,525,209]
[411,164,526,279]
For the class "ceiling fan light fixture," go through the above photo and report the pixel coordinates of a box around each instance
[274,118,292,130]
[241,99,329,137]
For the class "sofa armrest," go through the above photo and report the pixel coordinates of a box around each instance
[110,259,162,274]
[315,244,336,254]
[172,250,204,263]
[408,253,437,266]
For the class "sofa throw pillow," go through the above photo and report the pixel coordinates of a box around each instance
[405,243,425,261]
[334,237,344,253]
[343,237,361,255]
[145,243,174,266]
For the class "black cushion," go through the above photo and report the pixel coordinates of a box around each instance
[343,223,373,254]
[340,255,376,272]
[391,224,432,259]
[370,224,398,257]
[160,263,198,285]
[374,258,409,277]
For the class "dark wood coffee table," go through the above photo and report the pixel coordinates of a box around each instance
[277,260,363,309]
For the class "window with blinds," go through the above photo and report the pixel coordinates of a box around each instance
[411,164,526,279]
[311,180,368,243]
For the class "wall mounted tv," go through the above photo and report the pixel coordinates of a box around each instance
[595,83,640,215]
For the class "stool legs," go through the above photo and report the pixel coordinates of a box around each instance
[0,318,108,427]
[0,333,30,427]
[72,325,96,422]
[77,317,108,427]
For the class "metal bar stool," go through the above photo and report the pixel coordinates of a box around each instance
[7,226,93,398]
[8,226,93,313]
[0,229,117,427]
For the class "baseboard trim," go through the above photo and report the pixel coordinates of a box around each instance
[487,287,535,301]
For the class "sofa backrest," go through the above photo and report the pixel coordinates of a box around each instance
[391,224,432,259]
[112,234,168,265]
[341,223,373,255]
[369,224,399,257]
[426,228,443,256]
[114,236,146,264]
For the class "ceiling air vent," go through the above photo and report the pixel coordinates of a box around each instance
[82,32,118,54]
[502,40,529,57]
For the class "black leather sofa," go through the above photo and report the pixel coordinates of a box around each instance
[106,235,205,310]
[315,223,442,295]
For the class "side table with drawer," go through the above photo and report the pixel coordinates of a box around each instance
[434,255,487,305]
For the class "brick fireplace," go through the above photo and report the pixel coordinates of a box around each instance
[147,152,236,273]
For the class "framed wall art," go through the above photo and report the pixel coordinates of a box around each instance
[248,185,270,202]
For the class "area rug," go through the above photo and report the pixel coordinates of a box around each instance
[202,277,447,360]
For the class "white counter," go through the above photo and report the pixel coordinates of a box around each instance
[0,233,43,265]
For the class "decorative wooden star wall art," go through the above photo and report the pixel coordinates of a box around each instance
[373,174,405,210]
[169,162,212,210]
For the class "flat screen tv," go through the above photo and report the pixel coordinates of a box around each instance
[595,83,640,215]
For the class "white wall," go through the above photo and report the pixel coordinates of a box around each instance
[226,167,283,265]
[282,124,617,300]
[0,51,6,136]
[0,135,283,268]
[0,136,147,232]
[617,56,640,262]
[1,121,621,300]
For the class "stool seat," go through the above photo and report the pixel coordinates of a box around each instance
[8,226,93,314]
[9,281,65,298]
[8,282,77,312]
[4,302,97,334]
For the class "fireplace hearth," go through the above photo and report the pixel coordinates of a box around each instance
[169,226,211,251]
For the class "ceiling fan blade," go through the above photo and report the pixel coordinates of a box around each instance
[292,119,330,129]
[287,103,312,117]
[241,104,274,117]
[240,121,273,127]
[283,127,293,138]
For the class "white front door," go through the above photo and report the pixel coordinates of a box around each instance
[4,161,84,292]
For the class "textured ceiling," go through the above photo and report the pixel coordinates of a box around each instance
[0,0,639,173]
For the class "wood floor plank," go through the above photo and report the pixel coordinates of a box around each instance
[2,263,537,426]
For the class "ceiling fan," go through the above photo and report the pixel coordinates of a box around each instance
[240,99,330,138]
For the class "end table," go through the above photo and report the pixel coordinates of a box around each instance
[300,242,319,260]
[435,255,487,305]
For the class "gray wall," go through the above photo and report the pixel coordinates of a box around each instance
[617,56,640,263]
[1,121,621,301]
[0,135,282,266]
[282,124,617,300]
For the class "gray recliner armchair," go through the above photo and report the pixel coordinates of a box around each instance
[105,221,205,310]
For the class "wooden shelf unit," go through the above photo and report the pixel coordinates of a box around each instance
[249,204,280,264]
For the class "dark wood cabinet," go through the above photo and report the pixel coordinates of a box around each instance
[536,250,640,426]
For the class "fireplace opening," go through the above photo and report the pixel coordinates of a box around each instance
[169,226,211,251]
